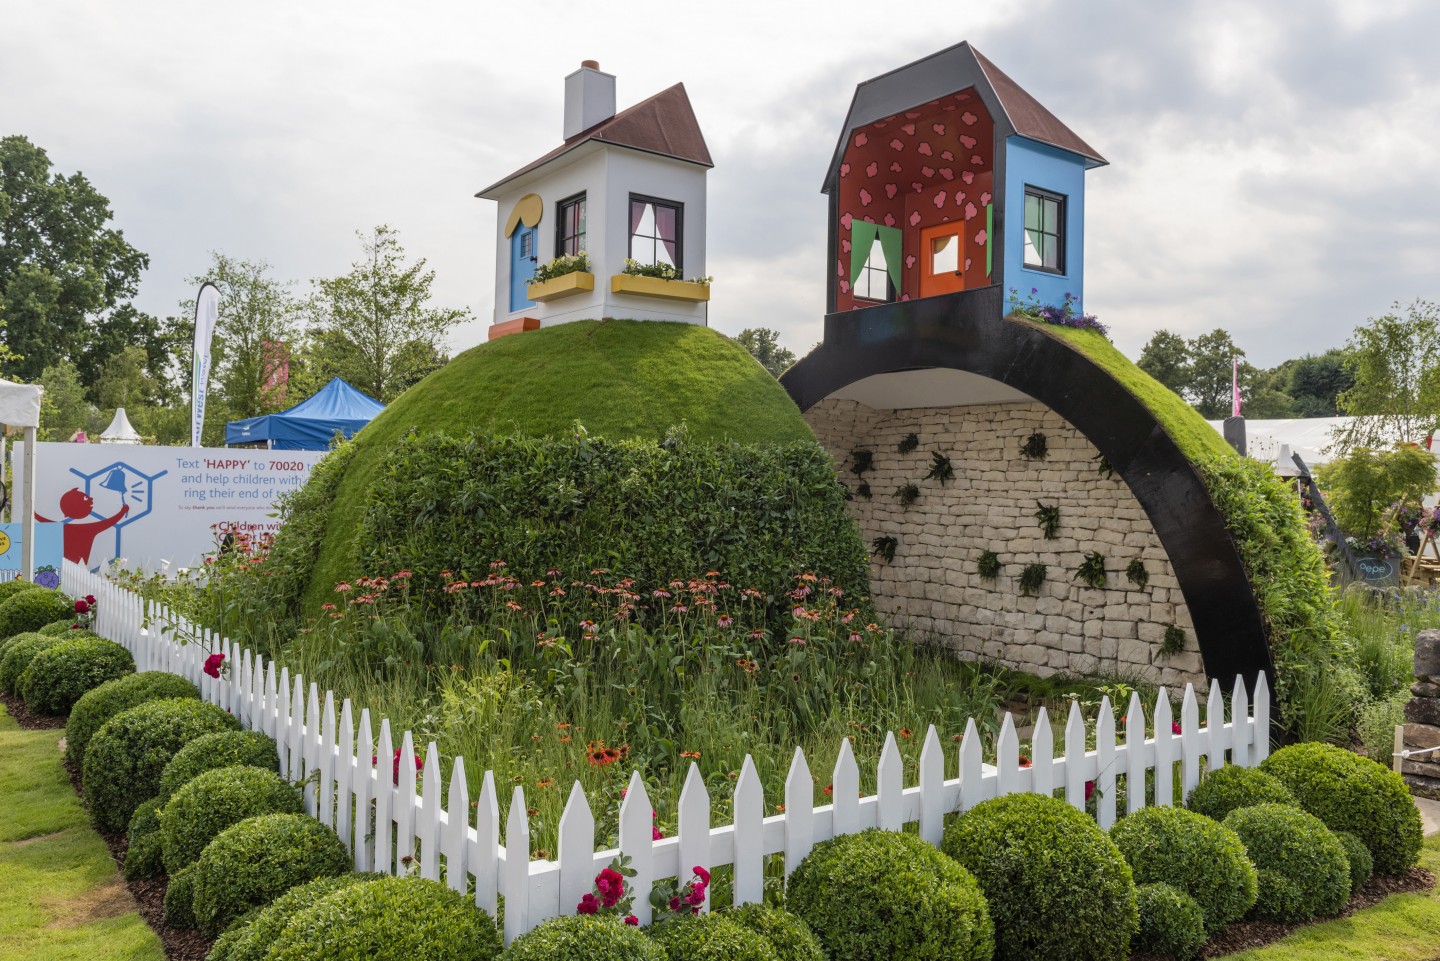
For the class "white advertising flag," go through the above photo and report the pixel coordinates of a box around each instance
[190,282,221,447]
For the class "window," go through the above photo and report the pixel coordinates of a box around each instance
[629,195,682,271]
[1023,187,1065,273]
[520,230,534,260]
[854,235,894,302]
[556,193,586,256]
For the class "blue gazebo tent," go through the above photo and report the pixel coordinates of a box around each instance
[225,378,384,450]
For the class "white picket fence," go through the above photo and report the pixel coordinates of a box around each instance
[64,560,1270,944]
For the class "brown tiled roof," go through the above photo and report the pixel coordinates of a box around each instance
[972,48,1106,166]
[476,83,712,197]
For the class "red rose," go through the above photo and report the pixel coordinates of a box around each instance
[577,894,599,915]
[74,599,90,614]
[624,914,638,926]
[203,653,225,678]
[692,865,710,885]
[85,594,96,604]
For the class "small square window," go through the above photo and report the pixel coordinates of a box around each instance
[854,236,894,303]
[556,193,586,257]
[629,195,682,272]
[1023,187,1065,274]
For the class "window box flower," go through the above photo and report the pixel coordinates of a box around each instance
[610,261,712,303]
[528,253,594,302]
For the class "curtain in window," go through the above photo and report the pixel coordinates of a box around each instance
[655,205,678,265]
[849,222,903,293]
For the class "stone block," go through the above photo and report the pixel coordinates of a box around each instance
[1416,629,1440,679]
[1404,722,1440,755]
[1413,680,1440,698]
[1118,638,1151,666]
[1406,697,1440,727]
[1102,620,1137,640]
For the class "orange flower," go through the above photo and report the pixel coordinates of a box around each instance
[537,777,556,789]
[822,784,833,796]
[559,735,573,743]
[775,804,786,813]
[557,722,572,730]
[898,727,913,739]
[680,751,701,759]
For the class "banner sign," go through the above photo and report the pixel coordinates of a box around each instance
[191,282,221,447]
[11,442,324,572]
[0,522,64,584]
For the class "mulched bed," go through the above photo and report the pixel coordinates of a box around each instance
[5,692,1436,961]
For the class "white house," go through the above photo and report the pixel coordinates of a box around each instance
[476,61,713,338]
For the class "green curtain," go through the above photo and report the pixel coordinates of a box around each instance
[848,221,903,293]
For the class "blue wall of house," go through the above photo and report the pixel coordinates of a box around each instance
[1003,137,1088,310]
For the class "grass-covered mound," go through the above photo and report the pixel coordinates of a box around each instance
[283,320,818,615]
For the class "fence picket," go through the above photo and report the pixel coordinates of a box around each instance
[397,733,417,870]
[319,691,336,826]
[1095,697,1117,829]
[996,714,1020,796]
[474,770,499,916]
[1154,689,1174,807]
[677,763,711,913]
[1064,700,1088,809]
[557,780,594,916]
[831,738,860,837]
[1206,679,1225,772]
[374,721,394,875]
[1231,676,1250,768]
[731,755,764,907]
[1180,685,1200,802]
[336,700,354,852]
[619,772,655,923]
[784,748,814,874]
[1253,674,1271,762]
[1031,707,1053,798]
[354,709,374,871]
[957,717,985,812]
[503,787,530,944]
[917,725,945,847]
[444,757,470,894]
[876,732,904,832]
[417,742,441,881]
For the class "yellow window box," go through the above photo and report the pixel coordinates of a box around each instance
[527,271,595,302]
[609,273,711,302]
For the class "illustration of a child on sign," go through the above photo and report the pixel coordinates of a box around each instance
[36,488,130,566]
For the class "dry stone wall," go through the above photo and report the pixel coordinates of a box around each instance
[1403,629,1440,791]
[807,397,1205,688]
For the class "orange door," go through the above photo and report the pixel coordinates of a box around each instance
[919,222,966,298]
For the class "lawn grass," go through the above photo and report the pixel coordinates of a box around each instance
[0,703,164,961]
[303,319,815,612]
[1218,834,1440,960]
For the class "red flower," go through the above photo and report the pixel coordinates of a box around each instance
[1171,722,1183,735]
[577,893,599,915]
[692,865,710,885]
[624,914,638,926]
[1085,780,1096,801]
[668,896,682,912]
[685,886,705,906]
[84,594,96,604]
[596,869,625,907]
[74,599,90,614]
[652,826,665,841]
[203,653,225,678]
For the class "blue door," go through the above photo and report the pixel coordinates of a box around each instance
[509,226,538,312]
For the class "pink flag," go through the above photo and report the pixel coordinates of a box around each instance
[1231,356,1242,417]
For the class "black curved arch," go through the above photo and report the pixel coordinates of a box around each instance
[780,286,1273,695]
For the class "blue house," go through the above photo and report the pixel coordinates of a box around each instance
[821,41,1105,314]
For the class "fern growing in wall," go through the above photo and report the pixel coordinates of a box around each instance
[872,536,898,563]
[1019,563,1047,597]
[1095,452,1115,479]
[1034,502,1061,539]
[1075,551,1107,589]
[1020,431,1048,461]
[1125,559,1149,589]
[977,550,1001,581]
[1159,625,1186,658]
[850,449,874,476]
[897,432,920,454]
[925,451,954,485]
[855,481,872,500]
[895,483,920,507]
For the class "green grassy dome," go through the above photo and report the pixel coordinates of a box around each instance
[300,320,815,610]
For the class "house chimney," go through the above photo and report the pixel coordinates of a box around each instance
[564,61,616,139]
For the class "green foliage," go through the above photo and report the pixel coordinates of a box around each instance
[1019,431,1048,460]
[81,697,240,832]
[925,451,954,485]
[895,482,920,506]
[164,865,197,928]
[1133,883,1206,961]
[1357,692,1410,764]
[872,536,898,563]
[306,226,470,402]
[1333,830,1374,896]
[204,872,382,961]
[897,432,919,454]
[501,915,665,961]
[1185,765,1298,823]
[19,635,134,715]
[529,251,591,285]
[848,449,873,475]
[977,550,1001,581]
[1334,300,1440,450]
[1018,563,1047,597]
[724,904,825,961]
[124,797,165,879]
[854,480,871,500]
[1034,502,1060,539]
[1159,625,1186,658]
[1096,452,1115,478]
[0,629,42,660]
[264,875,502,961]
[1316,444,1437,543]
[1108,804,1258,934]
[1125,559,1149,589]
[157,730,280,802]
[0,579,42,604]
[942,793,1135,961]
[1260,742,1424,875]
[38,619,84,635]
[0,587,74,640]
[1336,586,1436,700]
[38,359,98,440]
[1075,551,1107,590]
[159,765,303,873]
[190,812,350,937]
[65,671,199,767]
[1222,803,1350,922]
[789,829,994,961]
[736,328,798,378]
[647,913,778,961]
[296,320,816,611]
[0,633,61,693]
[1137,330,1191,397]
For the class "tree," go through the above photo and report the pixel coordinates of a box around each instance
[1285,349,1354,417]
[306,226,468,402]
[0,135,156,384]
[1316,444,1437,544]
[92,344,162,411]
[1334,301,1440,451]
[735,328,797,377]
[1186,329,1249,419]
[1137,330,1191,396]
[38,360,95,442]
[183,254,302,427]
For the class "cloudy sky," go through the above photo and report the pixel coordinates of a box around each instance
[6,0,1438,367]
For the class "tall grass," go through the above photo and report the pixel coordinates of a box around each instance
[1335,585,1437,699]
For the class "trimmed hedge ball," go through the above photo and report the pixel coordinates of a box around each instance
[1261,742,1424,875]
[191,813,350,937]
[164,865,198,928]
[0,628,52,659]
[1186,765,1298,822]
[1334,831,1373,896]
[38,619,84,636]
[82,696,240,833]
[1134,883,1206,961]
[66,671,200,767]
[647,913,779,961]
[158,730,279,802]
[0,633,61,693]
[20,636,134,715]
[790,828,994,961]
[1109,805,1257,934]
[942,793,1136,961]
[501,915,665,961]
[725,904,825,961]
[265,875,503,961]
[205,872,382,961]
[0,578,43,605]
[125,797,166,879]
[0,587,74,640]
[1223,804,1350,923]
[159,765,302,874]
